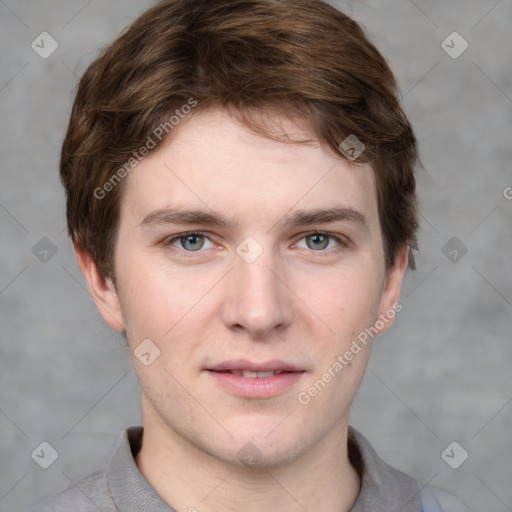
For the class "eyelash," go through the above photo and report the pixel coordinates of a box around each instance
[161,230,350,256]
[296,230,350,251]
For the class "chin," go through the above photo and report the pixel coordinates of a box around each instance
[222,440,306,470]
[223,424,312,469]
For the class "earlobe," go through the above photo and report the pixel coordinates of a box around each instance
[375,246,409,335]
[74,245,125,331]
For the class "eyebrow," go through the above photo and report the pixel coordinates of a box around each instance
[139,206,368,230]
[281,207,367,229]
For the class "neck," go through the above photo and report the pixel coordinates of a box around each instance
[135,402,361,512]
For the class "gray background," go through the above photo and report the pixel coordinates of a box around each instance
[1,0,511,510]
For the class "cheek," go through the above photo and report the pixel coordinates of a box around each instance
[118,274,166,329]
[116,264,218,373]
[114,253,189,335]
[299,264,384,336]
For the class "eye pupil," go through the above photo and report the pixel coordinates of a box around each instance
[307,234,329,250]
[181,234,204,251]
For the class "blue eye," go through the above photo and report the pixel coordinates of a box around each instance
[306,233,329,250]
[167,233,214,251]
[296,232,346,251]
[180,234,204,251]
[163,231,347,256]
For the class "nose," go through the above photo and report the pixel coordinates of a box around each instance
[219,248,293,339]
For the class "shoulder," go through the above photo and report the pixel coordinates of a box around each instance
[424,486,478,512]
[348,427,467,512]
[25,468,116,512]
[420,487,444,512]
[347,427,470,512]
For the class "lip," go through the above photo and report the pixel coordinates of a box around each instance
[204,359,305,399]
[206,359,303,373]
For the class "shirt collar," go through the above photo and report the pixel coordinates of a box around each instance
[107,426,174,511]
[107,425,423,511]
[348,426,423,511]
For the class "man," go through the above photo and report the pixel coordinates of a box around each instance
[28,0,444,510]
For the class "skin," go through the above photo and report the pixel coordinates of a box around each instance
[77,108,408,512]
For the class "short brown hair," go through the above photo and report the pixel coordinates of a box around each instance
[60,0,419,279]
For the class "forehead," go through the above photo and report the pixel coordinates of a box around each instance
[120,108,379,227]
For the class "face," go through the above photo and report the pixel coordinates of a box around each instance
[83,108,407,468]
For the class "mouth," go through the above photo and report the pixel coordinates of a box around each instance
[204,360,305,398]
[210,369,294,378]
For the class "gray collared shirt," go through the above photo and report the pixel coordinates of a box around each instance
[27,425,441,511]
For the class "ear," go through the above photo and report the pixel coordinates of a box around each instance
[75,245,125,331]
[374,245,409,335]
